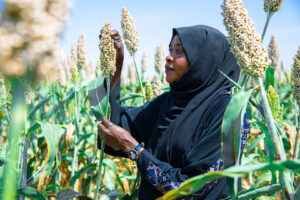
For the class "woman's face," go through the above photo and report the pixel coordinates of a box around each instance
[165,34,189,84]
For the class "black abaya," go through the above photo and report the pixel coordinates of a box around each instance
[97,25,248,200]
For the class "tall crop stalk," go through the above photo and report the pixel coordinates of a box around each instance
[132,54,145,100]
[94,79,110,200]
[293,101,300,159]
[261,11,273,43]
[255,76,294,199]
[2,79,25,200]
[71,84,80,177]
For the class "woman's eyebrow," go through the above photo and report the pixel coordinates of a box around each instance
[169,44,182,48]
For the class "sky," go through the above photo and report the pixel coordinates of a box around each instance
[1,0,300,80]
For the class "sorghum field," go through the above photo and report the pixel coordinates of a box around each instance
[0,0,300,199]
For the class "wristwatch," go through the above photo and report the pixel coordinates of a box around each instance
[128,144,143,161]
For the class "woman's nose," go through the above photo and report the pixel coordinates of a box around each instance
[165,55,173,63]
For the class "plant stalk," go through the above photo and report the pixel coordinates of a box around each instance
[94,79,110,200]
[132,54,145,100]
[256,76,294,200]
[293,101,299,159]
[261,11,273,43]
[71,87,79,177]
[2,78,25,200]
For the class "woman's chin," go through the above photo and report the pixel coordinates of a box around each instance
[165,76,175,84]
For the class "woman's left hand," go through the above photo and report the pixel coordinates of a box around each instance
[98,117,139,153]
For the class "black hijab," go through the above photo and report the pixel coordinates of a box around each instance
[149,25,240,173]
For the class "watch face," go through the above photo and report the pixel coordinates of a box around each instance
[129,150,137,160]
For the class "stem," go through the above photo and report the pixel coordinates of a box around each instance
[52,83,56,123]
[256,76,294,200]
[94,79,110,200]
[71,87,79,177]
[2,78,25,200]
[261,11,273,43]
[132,54,145,100]
[19,134,28,200]
[293,101,299,159]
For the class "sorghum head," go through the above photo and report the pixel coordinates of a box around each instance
[71,62,79,83]
[264,0,284,13]
[0,0,71,80]
[141,52,147,74]
[155,46,164,74]
[77,34,87,69]
[121,8,139,56]
[268,35,280,68]
[292,46,300,105]
[222,0,271,76]
[58,63,67,87]
[145,80,154,101]
[267,85,283,121]
[99,24,116,78]
[152,75,163,97]
[71,41,78,66]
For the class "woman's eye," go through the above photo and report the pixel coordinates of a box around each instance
[176,48,183,54]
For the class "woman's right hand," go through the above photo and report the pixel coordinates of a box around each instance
[99,29,124,90]
[110,30,124,67]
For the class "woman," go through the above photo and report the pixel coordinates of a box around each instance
[97,25,241,199]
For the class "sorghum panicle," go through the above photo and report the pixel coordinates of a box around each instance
[71,62,79,83]
[77,34,87,69]
[145,80,154,101]
[121,8,139,56]
[152,75,163,97]
[264,0,284,12]
[71,41,78,66]
[24,82,34,105]
[58,64,67,87]
[222,0,271,76]
[99,24,116,78]
[268,35,280,69]
[267,85,284,121]
[0,0,71,80]
[141,52,147,74]
[155,46,164,74]
[292,46,300,105]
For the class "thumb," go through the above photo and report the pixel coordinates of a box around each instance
[101,116,113,128]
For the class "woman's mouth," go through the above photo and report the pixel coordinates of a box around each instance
[165,66,175,72]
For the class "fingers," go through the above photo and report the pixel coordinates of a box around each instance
[110,30,121,42]
[98,123,107,134]
[101,116,113,128]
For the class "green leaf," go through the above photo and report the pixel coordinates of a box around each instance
[104,167,114,191]
[246,134,265,155]
[222,87,254,167]
[223,184,280,200]
[69,163,96,187]
[56,189,84,200]
[16,187,46,200]
[250,171,272,189]
[295,183,300,200]
[120,93,144,103]
[38,122,64,176]
[253,121,275,160]
[160,160,300,200]
[27,163,46,185]
[87,77,111,119]
[28,95,52,120]
[264,66,275,90]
